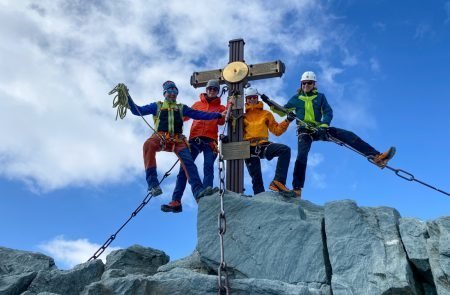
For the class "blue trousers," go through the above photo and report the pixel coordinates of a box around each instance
[171,137,218,202]
[293,126,379,189]
[245,142,291,195]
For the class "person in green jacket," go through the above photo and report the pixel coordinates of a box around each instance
[280,71,395,198]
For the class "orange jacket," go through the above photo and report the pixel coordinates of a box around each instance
[244,102,290,146]
[189,93,226,141]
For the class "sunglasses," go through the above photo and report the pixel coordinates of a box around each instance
[206,87,219,92]
[246,95,258,100]
[302,81,314,86]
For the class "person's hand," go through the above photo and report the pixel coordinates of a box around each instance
[221,110,228,118]
[286,112,296,122]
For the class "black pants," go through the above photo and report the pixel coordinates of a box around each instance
[293,127,379,189]
[245,142,291,195]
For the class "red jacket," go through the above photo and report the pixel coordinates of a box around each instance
[189,93,226,141]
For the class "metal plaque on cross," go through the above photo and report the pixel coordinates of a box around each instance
[190,39,285,193]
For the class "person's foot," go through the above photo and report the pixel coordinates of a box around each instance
[148,185,162,197]
[372,147,396,168]
[294,188,302,199]
[195,186,215,202]
[269,180,296,198]
[161,200,182,213]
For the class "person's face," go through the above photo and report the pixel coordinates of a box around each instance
[164,87,178,101]
[206,87,219,98]
[246,95,259,105]
[301,80,315,92]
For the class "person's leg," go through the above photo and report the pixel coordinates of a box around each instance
[171,142,201,202]
[202,141,218,188]
[143,134,163,194]
[175,144,208,200]
[327,127,395,167]
[264,143,291,185]
[244,154,264,195]
[292,133,313,190]
[327,127,379,156]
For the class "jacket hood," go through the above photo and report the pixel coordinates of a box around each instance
[200,93,221,105]
[245,101,264,112]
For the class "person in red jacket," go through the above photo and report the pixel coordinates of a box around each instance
[161,79,227,213]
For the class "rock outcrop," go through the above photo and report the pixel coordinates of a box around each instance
[1,191,449,294]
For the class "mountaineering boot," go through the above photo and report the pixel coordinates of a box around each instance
[161,200,182,213]
[195,186,215,203]
[149,185,162,197]
[294,188,302,199]
[269,180,296,198]
[372,147,396,168]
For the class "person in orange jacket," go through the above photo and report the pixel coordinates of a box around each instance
[161,79,227,213]
[243,87,296,197]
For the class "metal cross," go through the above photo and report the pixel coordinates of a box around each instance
[190,38,285,193]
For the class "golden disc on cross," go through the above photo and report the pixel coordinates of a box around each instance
[222,61,249,83]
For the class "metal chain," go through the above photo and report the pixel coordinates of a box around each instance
[216,93,234,294]
[87,154,180,261]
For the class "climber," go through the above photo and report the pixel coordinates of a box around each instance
[161,79,227,213]
[242,87,296,197]
[127,80,227,201]
[274,71,395,199]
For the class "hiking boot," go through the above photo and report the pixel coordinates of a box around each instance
[294,188,302,199]
[195,186,215,202]
[269,180,296,198]
[372,147,396,168]
[161,200,182,213]
[149,185,162,196]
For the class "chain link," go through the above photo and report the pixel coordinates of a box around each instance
[87,160,179,261]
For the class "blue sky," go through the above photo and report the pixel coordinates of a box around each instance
[1,0,449,269]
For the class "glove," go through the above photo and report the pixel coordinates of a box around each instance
[286,112,296,122]
[260,94,273,106]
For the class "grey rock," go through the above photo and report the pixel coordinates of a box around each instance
[157,250,215,275]
[105,244,169,276]
[197,191,329,284]
[0,272,36,295]
[0,246,56,275]
[399,218,431,273]
[324,200,418,294]
[427,217,450,295]
[26,259,104,295]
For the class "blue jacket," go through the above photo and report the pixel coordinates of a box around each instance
[284,88,333,127]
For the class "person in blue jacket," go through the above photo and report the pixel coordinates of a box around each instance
[128,80,226,201]
[279,71,395,199]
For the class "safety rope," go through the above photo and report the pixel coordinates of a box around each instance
[215,91,236,295]
[87,159,179,261]
[109,83,165,143]
[260,95,450,197]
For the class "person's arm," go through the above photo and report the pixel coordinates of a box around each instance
[267,111,290,136]
[216,105,227,125]
[183,105,223,120]
[320,94,333,126]
[128,96,158,116]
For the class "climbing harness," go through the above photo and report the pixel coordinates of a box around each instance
[87,159,179,261]
[260,94,450,197]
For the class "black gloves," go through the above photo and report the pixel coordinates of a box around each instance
[286,112,296,122]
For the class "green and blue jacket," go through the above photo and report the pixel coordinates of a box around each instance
[283,88,333,127]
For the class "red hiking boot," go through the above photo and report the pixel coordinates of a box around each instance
[269,180,296,198]
[161,200,182,213]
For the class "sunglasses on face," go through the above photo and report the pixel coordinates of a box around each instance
[302,81,314,86]
[246,95,258,100]
[206,87,219,92]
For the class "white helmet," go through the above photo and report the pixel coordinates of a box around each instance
[245,87,259,97]
[301,71,317,82]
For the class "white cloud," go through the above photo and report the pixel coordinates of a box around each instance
[0,0,364,192]
[38,235,120,269]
